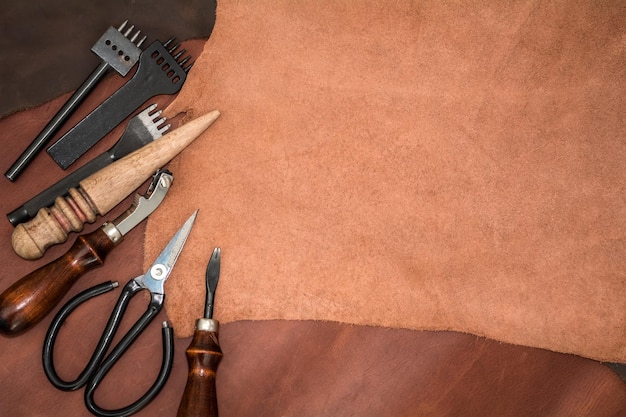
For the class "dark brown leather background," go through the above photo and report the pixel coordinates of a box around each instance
[0,2,624,416]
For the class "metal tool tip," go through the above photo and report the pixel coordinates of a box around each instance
[118,20,128,31]
[137,35,148,48]
[162,321,172,328]
[130,30,141,43]
[183,210,199,228]
[154,116,166,127]
[111,281,120,288]
[123,24,135,37]
[204,247,221,318]
[163,36,176,47]
[169,42,181,54]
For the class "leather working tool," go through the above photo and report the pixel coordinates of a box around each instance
[42,210,198,417]
[11,109,220,259]
[48,37,194,169]
[5,20,146,181]
[177,247,223,417]
[0,170,173,336]
[7,103,169,226]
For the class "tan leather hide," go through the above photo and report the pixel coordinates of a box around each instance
[145,0,626,362]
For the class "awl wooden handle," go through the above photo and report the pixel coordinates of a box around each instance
[177,319,222,417]
[11,110,220,259]
[0,228,116,336]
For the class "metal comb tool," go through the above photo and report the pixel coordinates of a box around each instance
[5,21,146,182]
[47,37,193,169]
[7,104,169,226]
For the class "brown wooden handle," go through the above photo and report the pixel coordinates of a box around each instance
[81,109,221,215]
[177,321,222,417]
[0,228,116,336]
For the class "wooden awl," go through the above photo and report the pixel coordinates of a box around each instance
[177,247,223,417]
[11,110,220,259]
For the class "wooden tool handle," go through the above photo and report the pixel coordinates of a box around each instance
[11,110,220,259]
[177,319,222,417]
[12,188,98,259]
[81,109,221,214]
[0,228,116,336]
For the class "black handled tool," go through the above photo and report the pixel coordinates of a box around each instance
[4,20,146,181]
[7,104,169,226]
[47,37,193,169]
[177,247,223,417]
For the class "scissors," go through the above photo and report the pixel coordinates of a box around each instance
[42,210,198,417]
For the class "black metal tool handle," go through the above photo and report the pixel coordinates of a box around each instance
[42,279,168,391]
[47,40,191,169]
[84,322,174,417]
[7,103,166,226]
[4,63,110,181]
[7,151,112,226]
[5,22,144,182]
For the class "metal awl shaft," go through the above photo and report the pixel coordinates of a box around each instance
[205,248,221,319]
[4,21,145,181]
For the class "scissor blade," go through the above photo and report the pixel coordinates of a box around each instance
[151,210,198,278]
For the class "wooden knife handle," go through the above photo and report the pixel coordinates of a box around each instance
[177,320,222,417]
[0,228,116,336]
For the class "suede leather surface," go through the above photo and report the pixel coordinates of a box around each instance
[0,0,216,118]
[0,2,625,417]
[146,0,626,362]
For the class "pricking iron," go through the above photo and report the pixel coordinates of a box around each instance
[48,37,194,169]
[4,21,147,182]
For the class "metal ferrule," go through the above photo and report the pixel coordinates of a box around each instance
[196,318,219,332]
[101,222,123,244]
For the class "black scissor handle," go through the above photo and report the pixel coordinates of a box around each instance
[43,281,120,391]
[42,278,174,416]
[85,322,174,417]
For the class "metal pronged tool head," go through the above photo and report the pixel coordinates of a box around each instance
[204,248,221,319]
[117,20,144,47]
[162,40,195,74]
[93,22,144,76]
[137,103,170,138]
